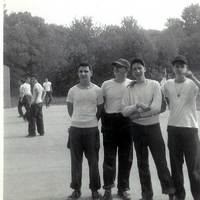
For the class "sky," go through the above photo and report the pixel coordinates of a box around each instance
[4,0,200,30]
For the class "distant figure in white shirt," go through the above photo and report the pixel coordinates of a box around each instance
[43,78,53,107]
[20,77,32,121]
[27,77,46,137]
[17,79,24,117]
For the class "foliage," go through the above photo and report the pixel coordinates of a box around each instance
[3,4,200,96]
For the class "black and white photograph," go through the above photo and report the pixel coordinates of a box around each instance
[3,0,200,199]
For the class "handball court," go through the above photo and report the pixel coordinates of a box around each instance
[4,105,198,200]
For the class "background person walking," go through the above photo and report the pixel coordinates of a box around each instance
[20,77,32,121]
[43,78,53,107]
[27,77,46,137]
[17,79,24,117]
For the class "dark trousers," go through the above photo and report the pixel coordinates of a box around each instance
[132,122,174,199]
[45,91,52,107]
[69,127,101,191]
[21,95,32,120]
[18,99,23,116]
[101,113,133,191]
[28,103,44,136]
[167,126,200,200]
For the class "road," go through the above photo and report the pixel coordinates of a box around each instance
[4,105,196,200]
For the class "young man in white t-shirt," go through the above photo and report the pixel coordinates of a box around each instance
[20,77,32,121]
[27,77,46,137]
[43,78,53,107]
[101,58,133,200]
[122,58,175,200]
[163,55,200,200]
[66,63,104,200]
[17,79,24,117]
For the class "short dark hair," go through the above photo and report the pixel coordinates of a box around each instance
[78,62,93,71]
[131,58,145,68]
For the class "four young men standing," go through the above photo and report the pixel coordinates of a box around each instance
[66,55,200,200]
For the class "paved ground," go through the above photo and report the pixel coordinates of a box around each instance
[4,105,198,200]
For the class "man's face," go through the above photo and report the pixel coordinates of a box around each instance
[113,65,128,77]
[173,62,187,76]
[131,63,146,78]
[78,66,92,81]
[45,78,48,82]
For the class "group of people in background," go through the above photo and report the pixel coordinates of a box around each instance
[17,77,53,137]
[66,55,200,200]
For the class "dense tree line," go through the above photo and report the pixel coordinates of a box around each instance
[4,4,200,96]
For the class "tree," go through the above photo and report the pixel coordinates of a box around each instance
[182,4,200,35]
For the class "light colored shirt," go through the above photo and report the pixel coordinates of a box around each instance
[43,81,52,92]
[19,85,24,98]
[32,82,44,104]
[101,78,132,113]
[66,83,104,128]
[163,78,199,128]
[21,83,32,96]
[122,79,162,125]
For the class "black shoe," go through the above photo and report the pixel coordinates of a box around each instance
[26,134,36,137]
[102,190,112,200]
[118,190,131,200]
[92,191,101,200]
[173,196,185,200]
[68,190,81,199]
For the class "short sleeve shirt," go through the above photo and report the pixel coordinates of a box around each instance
[163,78,199,128]
[32,83,44,104]
[43,81,52,92]
[101,78,132,113]
[66,83,103,128]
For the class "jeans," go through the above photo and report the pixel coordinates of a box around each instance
[28,103,44,136]
[45,91,52,107]
[18,99,23,116]
[22,95,32,120]
[132,122,174,199]
[168,126,200,200]
[101,113,133,191]
[69,126,101,191]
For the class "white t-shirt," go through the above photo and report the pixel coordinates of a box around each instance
[122,79,162,125]
[101,78,132,113]
[163,78,199,128]
[43,81,52,92]
[21,83,32,96]
[19,84,24,98]
[32,82,44,104]
[66,83,104,128]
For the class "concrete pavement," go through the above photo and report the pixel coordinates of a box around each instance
[4,105,196,200]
